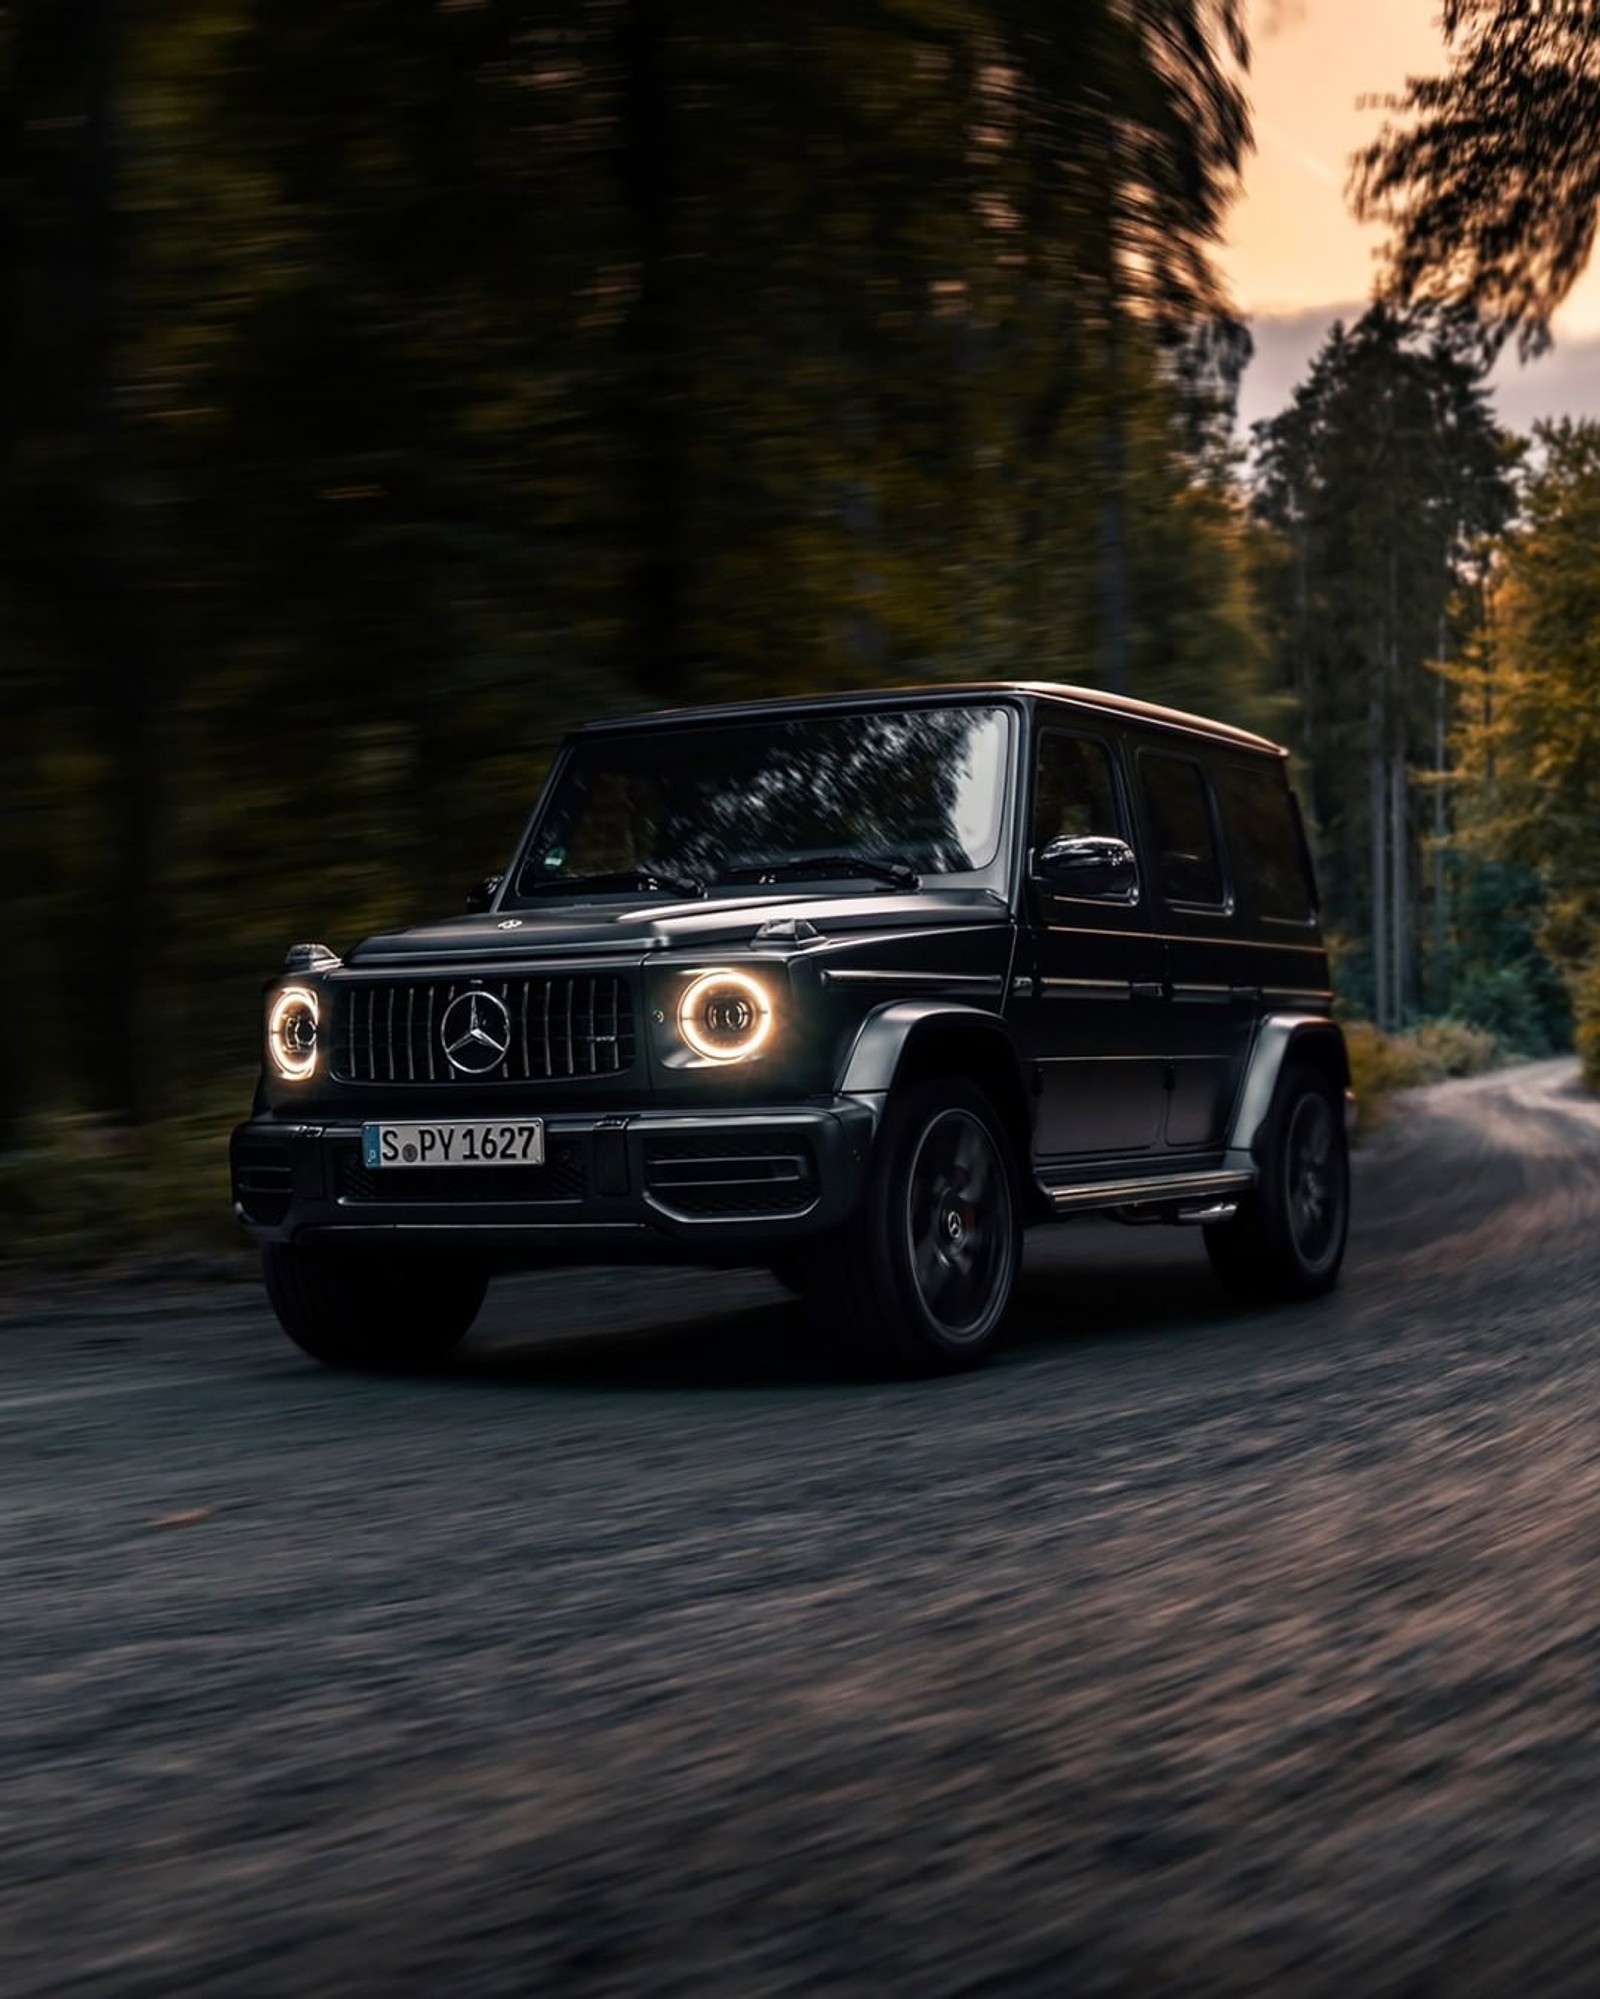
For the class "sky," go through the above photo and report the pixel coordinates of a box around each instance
[1223,0,1600,435]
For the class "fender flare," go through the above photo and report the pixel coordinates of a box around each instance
[1225,1015,1351,1163]
[838,1000,1034,1114]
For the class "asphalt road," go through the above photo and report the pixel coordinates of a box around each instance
[4,1060,1600,1996]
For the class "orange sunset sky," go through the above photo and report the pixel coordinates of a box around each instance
[1225,0,1600,431]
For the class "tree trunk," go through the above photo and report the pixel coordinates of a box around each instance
[842,398,884,672]
[1294,526,1312,761]
[1097,112,1130,700]
[619,0,684,698]
[75,0,163,1123]
[0,20,28,1145]
[1433,628,1449,1012]
[1480,569,1495,796]
[1098,299,1131,696]
[1370,683,1390,1031]
[1390,747,1408,1027]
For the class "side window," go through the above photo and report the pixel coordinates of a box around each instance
[1137,752,1226,909]
[1215,760,1316,922]
[1032,733,1123,850]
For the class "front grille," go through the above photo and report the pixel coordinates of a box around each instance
[336,1140,586,1206]
[643,1131,818,1220]
[333,976,635,1084]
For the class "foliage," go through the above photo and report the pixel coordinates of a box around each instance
[1352,1,1600,356]
[0,0,1273,1220]
[1344,1016,1500,1131]
[1573,959,1600,1095]
[1444,859,1572,1056]
[1451,963,1567,1059]
[1251,304,1518,1027]
[1450,421,1600,1085]
[1349,10,1600,1094]
[0,1098,252,1274]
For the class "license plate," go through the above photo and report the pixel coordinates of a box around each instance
[362,1120,545,1169]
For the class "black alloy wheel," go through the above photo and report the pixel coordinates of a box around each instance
[807,1076,1022,1374]
[1205,1060,1350,1303]
[1284,1088,1342,1272]
[903,1106,1014,1347]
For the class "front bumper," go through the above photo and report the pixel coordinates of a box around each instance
[231,1100,878,1261]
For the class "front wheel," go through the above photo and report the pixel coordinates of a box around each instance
[263,1243,488,1369]
[807,1077,1022,1374]
[767,1255,812,1300]
[1205,1062,1349,1303]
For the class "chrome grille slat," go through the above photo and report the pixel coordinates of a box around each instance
[334,976,635,1084]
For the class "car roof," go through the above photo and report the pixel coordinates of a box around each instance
[572,681,1286,758]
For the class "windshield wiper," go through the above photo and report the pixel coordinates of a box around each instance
[515,868,704,900]
[718,855,920,891]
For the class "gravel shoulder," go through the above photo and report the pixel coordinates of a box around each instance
[4,1060,1600,1996]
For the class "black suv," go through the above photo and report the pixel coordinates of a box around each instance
[232,684,1351,1373]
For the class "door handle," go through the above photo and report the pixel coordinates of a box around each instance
[1130,981,1167,1002]
[1230,985,1263,1006]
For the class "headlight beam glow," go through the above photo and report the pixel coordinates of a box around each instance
[676,970,773,1064]
[267,984,320,1081]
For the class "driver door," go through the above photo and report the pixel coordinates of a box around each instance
[1012,728,1169,1165]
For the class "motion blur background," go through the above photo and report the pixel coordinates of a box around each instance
[4,0,1600,1265]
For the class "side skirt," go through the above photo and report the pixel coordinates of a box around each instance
[1036,1166,1254,1222]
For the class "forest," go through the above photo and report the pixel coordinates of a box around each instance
[4,0,1600,1260]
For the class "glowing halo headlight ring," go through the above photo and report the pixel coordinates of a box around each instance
[676,970,773,1064]
[267,984,321,1082]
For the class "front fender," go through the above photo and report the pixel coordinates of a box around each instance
[838,999,1030,1102]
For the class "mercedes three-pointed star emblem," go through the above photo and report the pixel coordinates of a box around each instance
[439,989,512,1075]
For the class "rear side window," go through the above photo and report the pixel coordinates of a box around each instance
[1032,733,1123,847]
[1215,760,1316,923]
[1137,753,1225,908]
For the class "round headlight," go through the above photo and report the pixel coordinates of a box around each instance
[267,985,320,1081]
[677,970,773,1064]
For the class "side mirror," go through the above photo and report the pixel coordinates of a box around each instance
[465,874,504,914]
[1035,834,1138,903]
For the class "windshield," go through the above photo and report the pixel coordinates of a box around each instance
[514,705,1013,898]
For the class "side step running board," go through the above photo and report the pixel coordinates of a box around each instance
[1043,1169,1253,1218]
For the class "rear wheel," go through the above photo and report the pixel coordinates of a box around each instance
[1205,1062,1349,1303]
[807,1077,1022,1374]
[263,1243,488,1369]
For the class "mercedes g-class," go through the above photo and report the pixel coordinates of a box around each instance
[232,684,1351,1373]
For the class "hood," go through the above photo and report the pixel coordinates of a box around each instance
[343,887,1008,967]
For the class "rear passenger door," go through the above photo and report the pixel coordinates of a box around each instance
[1015,728,1169,1164]
[1132,747,1253,1152]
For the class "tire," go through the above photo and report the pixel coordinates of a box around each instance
[1204,1061,1349,1303]
[263,1242,488,1370]
[768,1256,812,1300]
[806,1076,1022,1375]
